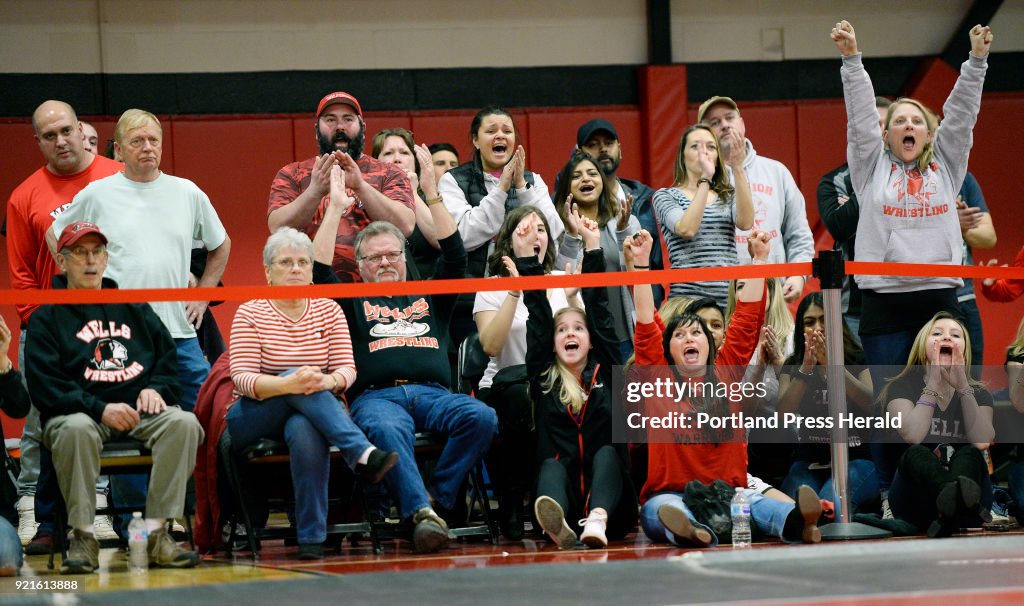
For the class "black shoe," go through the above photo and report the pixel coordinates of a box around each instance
[499,495,524,541]
[929,476,983,538]
[297,543,323,560]
[356,449,399,484]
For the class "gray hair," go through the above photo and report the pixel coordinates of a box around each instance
[263,227,314,267]
[354,221,406,259]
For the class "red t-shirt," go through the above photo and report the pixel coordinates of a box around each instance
[4,155,122,325]
[635,292,765,503]
[267,155,414,283]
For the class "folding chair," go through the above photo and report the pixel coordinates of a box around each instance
[218,429,381,559]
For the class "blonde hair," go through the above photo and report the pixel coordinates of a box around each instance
[114,109,161,145]
[726,278,792,354]
[1008,316,1024,360]
[658,295,695,325]
[540,307,589,415]
[878,312,983,405]
[885,98,937,172]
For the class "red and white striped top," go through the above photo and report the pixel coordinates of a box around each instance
[229,298,356,399]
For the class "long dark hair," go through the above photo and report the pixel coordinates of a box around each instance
[553,151,618,228]
[662,312,727,416]
[486,205,557,277]
[785,292,863,367]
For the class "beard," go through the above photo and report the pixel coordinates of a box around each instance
[596,152,620,176]
[317,125,365,160]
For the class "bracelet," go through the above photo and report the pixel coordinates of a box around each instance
[330,374,341,393]
[633,265,650,269]
[915,399,938,410]
[507,291,521,298]
[797,367,814,376]
[921,387,944,403]
[956,386,975,399]
[696,177,712,187]
[425,194,444,206]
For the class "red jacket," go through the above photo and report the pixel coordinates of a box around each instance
[981,244,1024,303]
[193,354,235,554]
[636,289,765,503]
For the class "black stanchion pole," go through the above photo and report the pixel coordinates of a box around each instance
[813,250,891,540]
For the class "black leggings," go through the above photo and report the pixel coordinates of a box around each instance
[535,445,638,540]
[890,444,991,530]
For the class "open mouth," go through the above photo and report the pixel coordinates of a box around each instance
[682,346,701,365]
[492,143,507,155]
[533,244,541,256]
[578,183,596,195]
[564,341,580,352]
[902,135,916,151]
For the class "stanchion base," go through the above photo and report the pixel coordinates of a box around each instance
[820,521,892,540]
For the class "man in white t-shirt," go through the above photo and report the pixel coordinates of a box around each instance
[50,109,231,410]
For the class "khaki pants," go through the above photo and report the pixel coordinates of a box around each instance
[42,408,204,530]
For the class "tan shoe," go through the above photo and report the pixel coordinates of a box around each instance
[411,507,449,554]
[61,529,99,575]
[147,527,200,568]
[534,496,577,549]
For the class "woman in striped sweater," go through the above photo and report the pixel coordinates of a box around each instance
[226,222,398,560]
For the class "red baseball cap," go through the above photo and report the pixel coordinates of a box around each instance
[316,92,362,118]
[57,221,108,251]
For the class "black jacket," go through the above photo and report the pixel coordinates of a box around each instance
[25,275,182,425]
[522,248,630,499]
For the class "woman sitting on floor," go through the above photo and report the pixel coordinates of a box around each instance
[517,210,637,549]
[880,312,995,537]
[630,229,822,547]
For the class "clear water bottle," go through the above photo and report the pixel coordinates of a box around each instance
[128,512,149,573]
[731,488,751,549]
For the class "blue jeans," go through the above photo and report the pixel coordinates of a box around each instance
[861,329,916,498]
[640,488,795,547]
[350,383,497,520]
[780,459,878,515]
[0,517,22,573]
[1008,459,1024,520]
[174,337,210,412]
[112,337,211,523]
[226,370,373,545]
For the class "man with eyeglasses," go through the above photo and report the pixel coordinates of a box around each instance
[268,91,416,283]
[4,100,122,551]
[311,166,498,554]
[26,221,203,574]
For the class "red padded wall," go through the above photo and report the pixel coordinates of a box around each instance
[4,92,1024,438]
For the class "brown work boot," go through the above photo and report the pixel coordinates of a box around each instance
[147,527,200,568]
[61,529,99,575]
[411,507,449,554]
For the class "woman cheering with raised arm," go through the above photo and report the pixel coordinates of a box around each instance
[831,20,993,367]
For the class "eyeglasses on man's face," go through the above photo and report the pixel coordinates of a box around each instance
[358,251,405,266]
[62,245,107,261]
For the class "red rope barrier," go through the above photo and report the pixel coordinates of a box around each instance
[2,261,1022,305]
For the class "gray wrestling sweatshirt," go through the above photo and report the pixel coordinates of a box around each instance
[843,52,987,293]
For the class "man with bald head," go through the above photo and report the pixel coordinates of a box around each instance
[3,100,122,549]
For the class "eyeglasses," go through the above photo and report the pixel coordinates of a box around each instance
[358,251,405,266]
[270,258,312,270]
[61,246,106,261]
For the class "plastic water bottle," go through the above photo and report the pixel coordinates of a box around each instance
[128,512,149,573]
[731,488,751,549]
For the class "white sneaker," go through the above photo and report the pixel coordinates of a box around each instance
[15,495,38,546]
[172,520,186,534]
[578,510,608,548]
[93,493,119,541]
[533,496,577,549]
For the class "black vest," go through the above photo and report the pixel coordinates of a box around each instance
[448,153,536,279]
